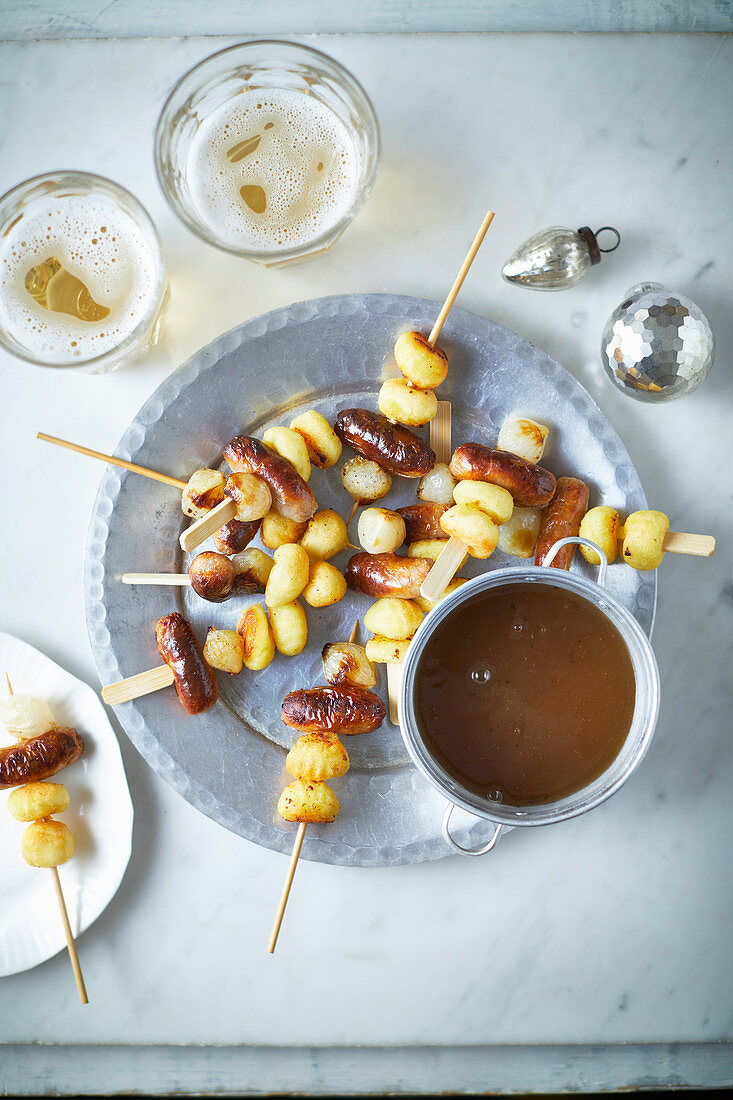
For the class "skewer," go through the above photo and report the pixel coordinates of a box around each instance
[428,209,495,346]
[430,401,452,465]
[101,665,174,705]
[179,498,236,552]
[386,664,401,726]
[5,676,88,1005]
[267,620,360,955]
[37,433,186,490]
[123,573,191,586]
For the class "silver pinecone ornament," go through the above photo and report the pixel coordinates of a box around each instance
[601,282,714,402]
[502,225,620,291]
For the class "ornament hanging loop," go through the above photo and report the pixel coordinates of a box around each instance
[595,226,621,253]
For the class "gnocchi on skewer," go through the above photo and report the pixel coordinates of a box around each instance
[3,678,88,1003]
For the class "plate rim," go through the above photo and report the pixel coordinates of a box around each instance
[83,292,656,867]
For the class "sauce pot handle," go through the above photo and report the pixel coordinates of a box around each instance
[541,536,608,587]
[442,803,503,857]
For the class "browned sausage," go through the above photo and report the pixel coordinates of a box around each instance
[213,518,261,555]
[450,443,556,507]
[334,409,435,478]
[188,551,235,602]
[534,477,590,569]
[346,551,432,598]
[397,502,449,543]
[155,612,218,715]
[0,727,83,789]
[223,436,317,523]
[282,686,385,735]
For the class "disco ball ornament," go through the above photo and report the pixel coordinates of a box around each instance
[601,282,714,402]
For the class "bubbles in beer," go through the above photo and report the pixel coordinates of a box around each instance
[0,192,159,363]
[186,88,360,252]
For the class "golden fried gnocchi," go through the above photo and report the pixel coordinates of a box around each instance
[269,600,308,656]
[322,641,377,689]
[289,410,342,468]
[453,480,514,525]
[299,509,349,560]
[407,538,468,566]
[497,415,550,464]
[286,733,350,782]
[378,377,437,426]
[393,330,448,389]
[340,455,392,504]
[440,503,499,559]
[203,628,244,674]
[497,506,541,558]
[363,597,423,640]
[621,510,669,571]
[260,510,309,550]
[364,635,412,664]
[21,819,75,867]
[302,561,347,608]
[237,604,275,670]
[580,505,621,566]
[265,544,310,608]
[277,779,340,823]
[7,781,70,822]
[182,468,225,519]
[262,426,312,482]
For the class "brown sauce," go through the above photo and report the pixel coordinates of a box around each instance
[415,583,636,806]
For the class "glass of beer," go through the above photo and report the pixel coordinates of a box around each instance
[0,172,169,371]
[154,41,380,266]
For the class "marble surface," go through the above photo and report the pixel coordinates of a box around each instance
[0,29,731,1081]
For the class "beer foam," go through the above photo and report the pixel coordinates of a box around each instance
[0,192,160,364]
[186,87,360,252]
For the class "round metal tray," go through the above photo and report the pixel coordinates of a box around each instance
[84,293,656,866]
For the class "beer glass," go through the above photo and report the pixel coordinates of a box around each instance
[0,172,169,372]
[154,41,380,266]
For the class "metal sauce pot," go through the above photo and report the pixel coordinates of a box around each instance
[399,538,660,856]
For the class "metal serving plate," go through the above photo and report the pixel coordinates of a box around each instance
[84,293,656,866]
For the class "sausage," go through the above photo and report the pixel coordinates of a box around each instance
[213,518,261,555]
[334,409,435,478]
[282,686,385,735]
[188,551,235,602]
[397,502,449,543]
[0,727,83,789]
[534,477,590,569]
[450,443,556,507]
[155,612,218,715]
[223,436,317,523]
[346,551,432,598]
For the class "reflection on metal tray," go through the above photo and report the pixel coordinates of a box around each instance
[84,293,655,867]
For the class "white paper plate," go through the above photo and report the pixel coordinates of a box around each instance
[0,632,133,977]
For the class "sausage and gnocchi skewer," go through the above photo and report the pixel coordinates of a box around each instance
[268,622,378,954]
[2,677,88,1003]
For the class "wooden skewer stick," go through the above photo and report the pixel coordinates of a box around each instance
[267,620,360,955]
[347,500,359,525]
[430,401,452,465]
[428,209,495,346]
[636,530,715,557]
[5,677,88,1005]
[123,573,191,586]
[420,537,467,602]
[386,662,401,726]
[180,498,236,552]
[267,823,307,955]
[101,665,174,705]
[37,433,187,490]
